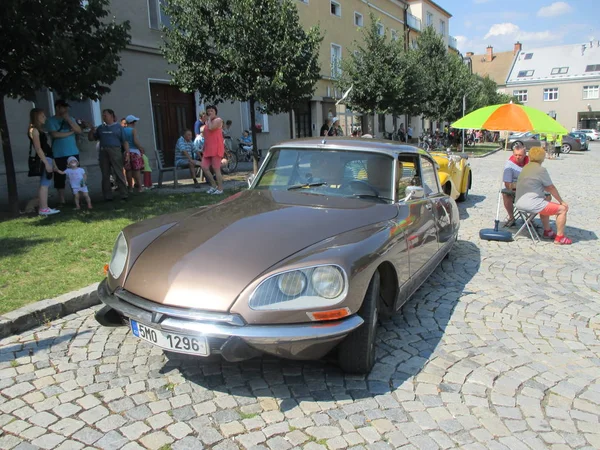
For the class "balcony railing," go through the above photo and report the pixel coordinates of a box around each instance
[407,13,421,31]
[449,35,458,50]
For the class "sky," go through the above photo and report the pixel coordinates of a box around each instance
[442,0,600,55]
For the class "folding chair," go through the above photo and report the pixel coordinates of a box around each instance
[513,209,540,243]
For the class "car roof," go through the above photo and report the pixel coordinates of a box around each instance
[270,137,429,158]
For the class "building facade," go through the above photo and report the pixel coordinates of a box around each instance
[505,42,600,131]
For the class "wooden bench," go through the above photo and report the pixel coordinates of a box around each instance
[154,148,203,188]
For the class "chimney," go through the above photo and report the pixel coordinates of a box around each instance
[486,45,494,62]
[466,52,474,57]
[514,41,522,55]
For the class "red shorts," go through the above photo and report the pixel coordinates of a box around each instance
[201,155,222,171]
[124,152,144,171]
[539,202,561,216]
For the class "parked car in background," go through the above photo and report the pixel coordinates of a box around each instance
[508,132,581,153]
[95,138,460,374]
[568,132,589,151]
[575,129,600,141]
[430,151,472,201]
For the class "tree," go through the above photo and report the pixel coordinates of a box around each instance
[0,0,130,214]
[161,0,322,172]
[336,15,425,132]
[466,75,518,114]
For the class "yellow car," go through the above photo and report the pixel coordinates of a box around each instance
[430,151,472,202]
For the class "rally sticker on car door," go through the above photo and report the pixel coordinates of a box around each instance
[130,320,209,356]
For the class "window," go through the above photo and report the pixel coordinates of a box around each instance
[391,30,398,41]
[583,85,600,99]
[354,12,363,27]
[524,53,533,60]
[331,44,342,78]
[376,23,384,36]
[330,1,341,17]
[411,38,418,49]
[242,102,269,133]
[513,90,528,103]
[585,64,600,72]
[298,0,308,3]
[149,0,170,30]
[551,67,569,75]
[420,156,440,196]
[544,88,559,101]
[426,12,433,27]
[439,20,445,36]
[517,70,534,78]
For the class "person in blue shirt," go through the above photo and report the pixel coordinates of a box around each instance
[238,130,253,157]
[88,109,129,201]
[45,99,82,205]
[194,111,206,138]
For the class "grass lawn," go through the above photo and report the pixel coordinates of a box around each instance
[464,143,503,156]
[0,189,239,314]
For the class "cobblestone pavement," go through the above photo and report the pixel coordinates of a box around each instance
[1,144,599,450]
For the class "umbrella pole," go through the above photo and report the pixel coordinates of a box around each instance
[504,134,509,151]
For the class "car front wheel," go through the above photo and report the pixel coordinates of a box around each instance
[561,143,572,153]
[338,271,380,374]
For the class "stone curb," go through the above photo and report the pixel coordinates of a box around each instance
[470,147,503,158]
[0,282,100,339]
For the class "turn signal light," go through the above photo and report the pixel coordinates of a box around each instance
[103,264,109,275]
[308,308,350,322]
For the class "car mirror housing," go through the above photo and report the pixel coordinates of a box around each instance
[403,186,425,202]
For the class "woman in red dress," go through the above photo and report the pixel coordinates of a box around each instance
[201,105,225,195]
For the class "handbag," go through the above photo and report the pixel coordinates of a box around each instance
[28,141,43,177]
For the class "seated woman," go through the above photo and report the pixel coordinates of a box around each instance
[238,130,253,156]
[175,129,202,186]
[515,147,571,245]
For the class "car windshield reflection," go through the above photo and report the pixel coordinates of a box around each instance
[254,149,394,203]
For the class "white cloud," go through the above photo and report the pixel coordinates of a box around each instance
[537,2,572,18]
[484,23,519,39]
[460,23,567,54]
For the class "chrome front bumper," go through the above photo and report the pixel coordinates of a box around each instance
[96,279,363,361]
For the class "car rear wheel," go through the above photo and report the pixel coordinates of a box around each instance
[561,143,572,154]
[338,271,380,374]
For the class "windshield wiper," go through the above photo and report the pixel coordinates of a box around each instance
[287,182,328,191]
[349,194,393,202]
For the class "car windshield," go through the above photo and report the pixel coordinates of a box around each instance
[254,148,394,203]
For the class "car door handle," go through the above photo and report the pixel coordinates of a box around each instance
[425,203,432,210]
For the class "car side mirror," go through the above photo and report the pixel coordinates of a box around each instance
[403,186,425,202]
[247,174,256,188]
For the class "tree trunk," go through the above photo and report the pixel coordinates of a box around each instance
[0,96,20,215]
[249,98,259,174]
[288,109,294,139]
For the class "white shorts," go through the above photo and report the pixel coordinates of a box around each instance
[73,186,89,194]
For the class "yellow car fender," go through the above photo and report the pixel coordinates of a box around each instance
[437,172,453,195]
[459,164,472,194]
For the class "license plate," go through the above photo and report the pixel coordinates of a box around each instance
[130,320,209,356]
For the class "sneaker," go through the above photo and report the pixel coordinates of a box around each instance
[210,189,224,195]
[207,187,217,194]
[39,208,60,216]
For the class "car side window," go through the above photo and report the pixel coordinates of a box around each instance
[397,155,422,200]
[420,156,440,196]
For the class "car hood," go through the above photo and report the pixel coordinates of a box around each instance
[124,189,398,311]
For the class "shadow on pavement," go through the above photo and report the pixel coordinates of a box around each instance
[0,330,93,360]
[458,194,485,220]
[163,240,481,406]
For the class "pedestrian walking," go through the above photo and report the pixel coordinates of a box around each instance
[201,105,225,195]
[123,115,145,193]
[28,108,60,216]
[88,109,129,201]
[46,99,82,205]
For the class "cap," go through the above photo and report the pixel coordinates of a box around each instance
[332,117,339,123]
[125,114,140,123]
[67,156,78,165]
[54,99,70,108]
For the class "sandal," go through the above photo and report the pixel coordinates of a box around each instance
[503,218,516,228]
[554,235,572,245]
[543,229,556,239]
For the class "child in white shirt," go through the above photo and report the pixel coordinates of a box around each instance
[57,156,93,210]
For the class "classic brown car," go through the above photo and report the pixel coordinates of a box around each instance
[96,138,460,374]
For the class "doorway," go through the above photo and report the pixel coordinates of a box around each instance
[150,83,196,164]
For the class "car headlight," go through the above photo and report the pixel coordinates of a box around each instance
[109,232,128,279]
[249,265,347,311]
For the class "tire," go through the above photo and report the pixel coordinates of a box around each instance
[561,143,572,154]
[511,141,523,151]
[457,173,471,202]
[338,271,380,374]
[221,151,238,174]
[443,183,452,197]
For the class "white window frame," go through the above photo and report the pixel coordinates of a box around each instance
[551,67,568,75]
[148,0,169,30]
[354,12,363,27]
[242,102,269,133]
[543,87,559,102]
[376,23,384,36]
[513,89,528,103]
[330,0,341,17]
[391,29,398,41]
[583,85,600,100]
[439,20,445,36]
[426,12,433,27]
[331,43,342,78]
[298,0,309,3]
